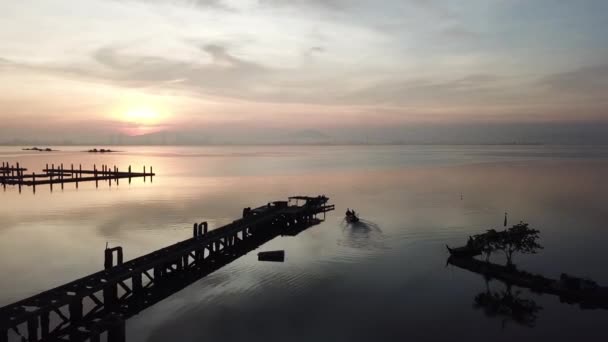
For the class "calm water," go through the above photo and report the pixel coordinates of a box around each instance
[1,145,608,341]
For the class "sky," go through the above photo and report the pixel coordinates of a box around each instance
[1,0,608,144]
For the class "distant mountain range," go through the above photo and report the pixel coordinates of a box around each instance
[2,122,608,146]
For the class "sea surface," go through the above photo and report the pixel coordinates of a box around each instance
[1,145,608,341]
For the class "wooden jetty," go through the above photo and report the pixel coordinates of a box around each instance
[448,256,608,310]
[0,162,155,193]
[0,196,334,342]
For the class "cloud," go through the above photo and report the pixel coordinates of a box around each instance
[439,26,481,41]
[344,73,510,107]
[116,0,233,11]
[540,63,608,97]
[258,0,346,11]
[80,43,270,95]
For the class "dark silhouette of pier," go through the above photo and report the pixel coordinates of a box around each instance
[0,196,334,342]
[0,162,155,193]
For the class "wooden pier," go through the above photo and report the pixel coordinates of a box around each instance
[0,162,155,193]
[0,196,334,342]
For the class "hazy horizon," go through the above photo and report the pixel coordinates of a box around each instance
[2,1,608,144]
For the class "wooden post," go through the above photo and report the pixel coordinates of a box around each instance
[40,312,50,338]
[107,315,126,342]
[104,248,113,270]
[17,163,22,193]
[69,297,83,322]
[143,166,146,183]
[132,272,142,295]
[32,172,36,194]
[79,164,82,177]
[27,317,38,342]
[103,283,118,312]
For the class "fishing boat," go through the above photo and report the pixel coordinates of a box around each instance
[345,211,360,223]
[446,236,483,257]
[446,244,482,257]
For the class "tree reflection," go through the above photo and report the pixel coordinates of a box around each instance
[473,279,542,328]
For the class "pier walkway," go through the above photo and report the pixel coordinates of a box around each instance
[0,196,334,342]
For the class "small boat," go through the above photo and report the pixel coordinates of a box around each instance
[446,244,482,257]
[258,250,285,262]
[345,211,360,223]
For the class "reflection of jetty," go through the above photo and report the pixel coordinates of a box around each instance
[0,196,334,342]
[448,256,608,310]
[0,162,155,193]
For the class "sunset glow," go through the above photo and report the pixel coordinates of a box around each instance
[123,107,162,126]
[1,1,607,144]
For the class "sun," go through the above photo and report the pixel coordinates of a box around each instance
[114,105,169,136]
[123,107,161,125]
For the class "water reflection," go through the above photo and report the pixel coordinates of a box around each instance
[2,146,608,341]
[339,220,385,250]
[449,254,608,334]
[474,280,542,328]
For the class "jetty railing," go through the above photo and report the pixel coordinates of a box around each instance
[0,196,334,342]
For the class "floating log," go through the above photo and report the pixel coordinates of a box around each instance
[258,250,285,262]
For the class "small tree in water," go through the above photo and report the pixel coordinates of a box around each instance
[474,229,502,263]
[499,222,543,267]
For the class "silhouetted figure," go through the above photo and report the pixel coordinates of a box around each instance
[504,212,508,227]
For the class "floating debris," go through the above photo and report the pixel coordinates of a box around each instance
[258,250,285,262]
